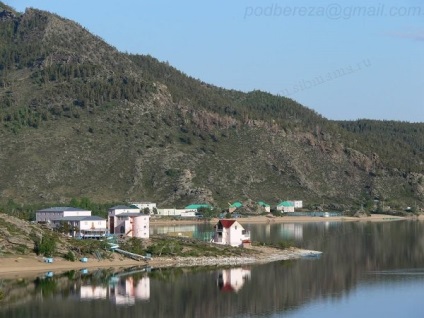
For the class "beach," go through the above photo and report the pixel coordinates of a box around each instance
[0,213,415,278]
[0,246,320,279]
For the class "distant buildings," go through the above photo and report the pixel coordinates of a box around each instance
[289,200,303,209]
[128,202,157,214]
[156,203,212,217]
[229,201,243,213]
[156,208,196,218]
[257,201,271,213]
[276,201,295,213]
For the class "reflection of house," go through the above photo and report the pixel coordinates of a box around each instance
[212,220,250,247]
[36,207,91,223]
[280,223,303,240]
[80,285,107,299]
[52,216,107,238]
[217,268,251,293]
[109,276,150,305]
[276,201,295,213]
[108,206,149,238]
[153,225,196,235]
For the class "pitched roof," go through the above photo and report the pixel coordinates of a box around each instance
[230,201,243,208]
[277,201,294,207]
[218,219,236,228]
[117,213,149,217]
[109,205,139,210]
[37,207,91,213]
[257,201,270,207]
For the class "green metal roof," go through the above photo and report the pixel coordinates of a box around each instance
[277,201,294,207]
[185,204,212,210]
[230,201,243,208]
[257,201,270,207]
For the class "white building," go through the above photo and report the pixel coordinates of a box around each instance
[128,202,157,214]
[276,201,295,213]
[36,207,91,223]
[51,216,107,239]
[289,200,303,209]
[108,205,140,215]
[212,220,250,247]
[156,209,197,217]
[108,206,149,238]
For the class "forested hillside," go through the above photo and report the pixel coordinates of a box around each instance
[0,2,423,212]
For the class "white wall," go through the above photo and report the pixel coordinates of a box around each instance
[63,211,91,217]
[80,219,107,231]
[108,208,140,217]
[129,202,157,212]
[156,209,197,217]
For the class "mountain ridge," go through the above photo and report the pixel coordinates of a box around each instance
[0,3,423,211]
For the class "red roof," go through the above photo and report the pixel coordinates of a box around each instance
[219,219,236,229]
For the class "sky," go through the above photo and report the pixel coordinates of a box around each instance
[8,0,424,122]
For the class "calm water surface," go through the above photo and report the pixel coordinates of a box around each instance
[1,220,424,318]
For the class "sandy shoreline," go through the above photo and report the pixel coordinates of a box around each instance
[0,214,417,279]
[151,213,413,225]
[0,246,319,279]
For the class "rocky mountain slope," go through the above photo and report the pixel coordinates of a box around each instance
[0,2,423,210]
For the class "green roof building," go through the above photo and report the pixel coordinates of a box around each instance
[277,201,295,212]
[185,204,212,210]
[257,201,270,207]
[229,201,243,208]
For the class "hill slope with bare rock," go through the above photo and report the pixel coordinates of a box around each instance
[0,2,423,211]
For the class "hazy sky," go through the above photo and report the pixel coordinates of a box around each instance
[9,0,424,122]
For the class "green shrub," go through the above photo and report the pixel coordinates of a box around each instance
[34,234,57,257]
[64,250,76,262]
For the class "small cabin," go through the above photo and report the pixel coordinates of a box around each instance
[212,219,250,247]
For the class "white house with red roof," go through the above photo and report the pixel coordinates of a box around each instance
[212,219,250,247]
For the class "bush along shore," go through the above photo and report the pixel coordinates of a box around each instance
[0,232,321,277]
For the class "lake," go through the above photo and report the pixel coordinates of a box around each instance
[1,220,424,318]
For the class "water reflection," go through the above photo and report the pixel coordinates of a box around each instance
[279,223,303,240]
[109,275,150,305]
[80,285,107,300]
[2,221,424,318]
[217,267,251,293]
